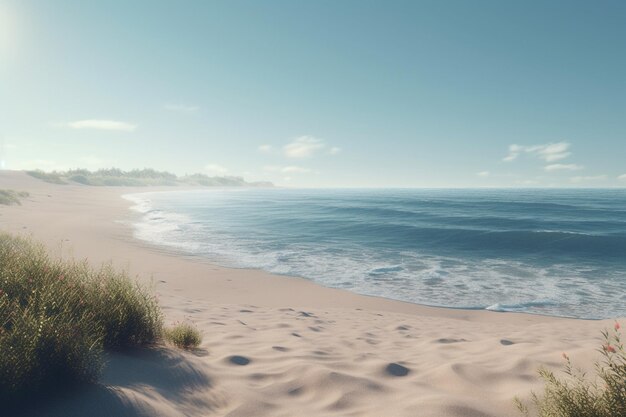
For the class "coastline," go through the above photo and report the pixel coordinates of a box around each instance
[0,170,620,417]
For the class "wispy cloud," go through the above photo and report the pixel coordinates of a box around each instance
[544,163,583,172]
[570,175,607,183]
[503,141,571,163]
[284,136,326,158]
[329,147,341,155]
[618,174,626,181]
[264,165,311,174]
[63,119,137,132]
[204,163,228,175]
[258,144,273,153]
[503,144,523,162]
[163,103,199,113]
[476,171,490,177]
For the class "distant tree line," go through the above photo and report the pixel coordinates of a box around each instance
[25,168,273,187]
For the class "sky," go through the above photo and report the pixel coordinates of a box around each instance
[1,0,625,188]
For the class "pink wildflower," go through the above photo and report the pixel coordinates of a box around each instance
[615,322,621,331]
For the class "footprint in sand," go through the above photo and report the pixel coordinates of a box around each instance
[386,362,410,377]
[272,346,289,352]
[229,355,251,366]
[436,338,467,344]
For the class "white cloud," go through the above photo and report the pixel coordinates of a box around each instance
[544,164,583,172]
[329,147,341,155]
[532,142,571,162]
[618,174,626,181]
[502,144,523,162]
[258,144,272,153]
[284,136,326,158]
[163,103,199,113]
[64,119,137,132]
[503,141,571,163]
[204,164,228,175]
[476,171,490,177]
[264,165,311,174]
[570,175,608,183]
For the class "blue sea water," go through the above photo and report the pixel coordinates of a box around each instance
[123,189,626,319]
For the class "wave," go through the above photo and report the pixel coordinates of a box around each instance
[324,222,626,258]
[485,300,560,313]
[368,265,404,275]
[121,189,626,319]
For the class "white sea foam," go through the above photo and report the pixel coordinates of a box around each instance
[118,188,626,319]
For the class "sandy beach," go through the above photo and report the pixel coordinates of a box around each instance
[0,171,619,417]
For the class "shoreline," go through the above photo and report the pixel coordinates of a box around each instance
[119,187,606,322]
[117,188,570,323]
[1,170,621,417]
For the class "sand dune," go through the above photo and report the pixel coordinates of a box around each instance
[1,171,619,417]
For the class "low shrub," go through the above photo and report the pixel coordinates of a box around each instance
[26,167,266,187]
[88,265,163,348]
[516,324,625,417]
[26,170,66,184]
[0,189,29,205]
[0,233,163,406]
[164,322,202,349]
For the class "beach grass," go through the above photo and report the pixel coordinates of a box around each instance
[0,233,163,406]
[25,170,67,184]
[164,322,202,349]
[0,190,29,205]
[516,324,626,417]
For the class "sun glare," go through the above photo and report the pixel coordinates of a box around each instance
[0,4,17,55]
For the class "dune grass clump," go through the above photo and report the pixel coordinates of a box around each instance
[86,265,163,349]
[0,189,29,205]
[164,322,202,349]
[516,324,625,417]
[0,233,163,406]
[26,170,66,184]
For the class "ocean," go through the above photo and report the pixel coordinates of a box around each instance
[123,188,626,319]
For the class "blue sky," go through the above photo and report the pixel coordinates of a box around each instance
[1,0,625,187]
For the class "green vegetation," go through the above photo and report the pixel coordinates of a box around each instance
[26,168,273,187]
[516,324,625,417]
[0,190,29,205]
[25,170,66,184]
[65,168,179,186]
[164,322,202,349]
[0,233,163,406]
